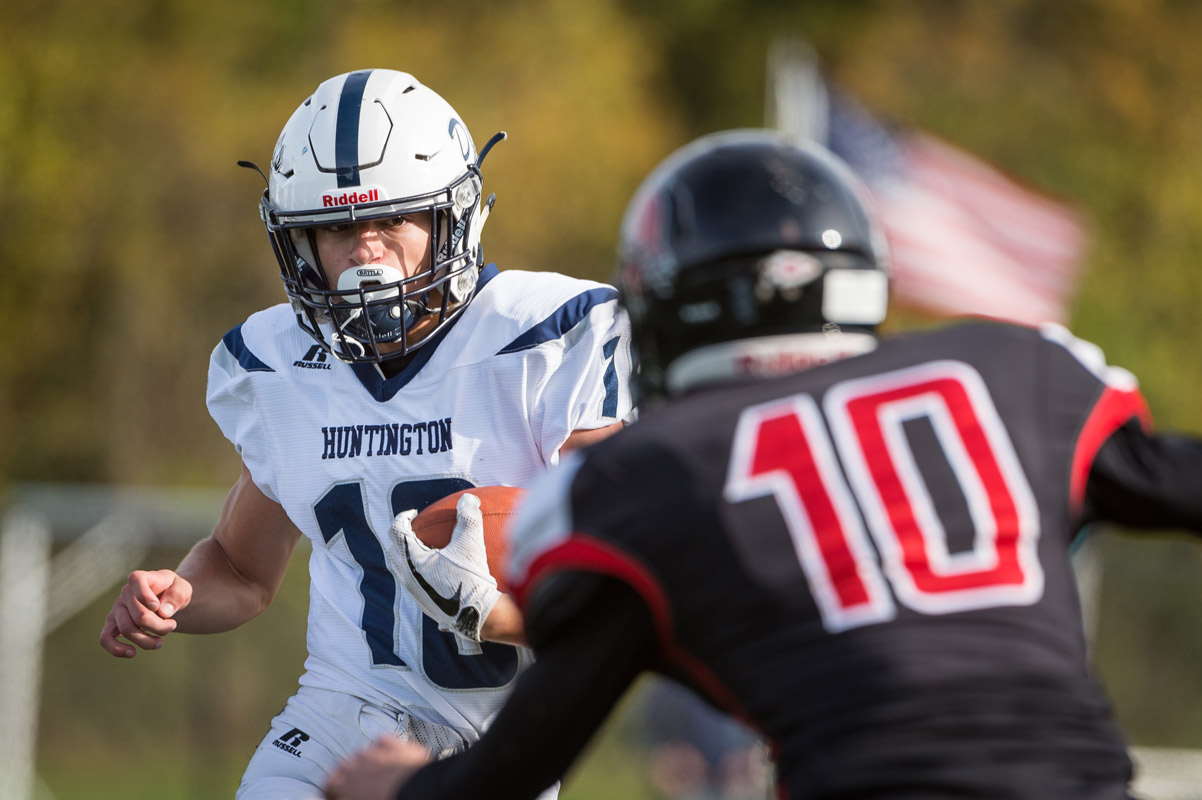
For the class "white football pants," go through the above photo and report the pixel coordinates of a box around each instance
[237,685,561,799]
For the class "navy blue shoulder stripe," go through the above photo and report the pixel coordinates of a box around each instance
[336,70,373,188]
[222,324,275,373]
[497,287,618,355]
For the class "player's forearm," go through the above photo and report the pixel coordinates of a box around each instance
[171,537,278,633]
[560,421,625,454]
[481,594,527,646]
[396,632,633,800]
[397,579,656,799]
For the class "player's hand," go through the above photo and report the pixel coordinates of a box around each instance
[324,735,431,800]
[98,569,193,658]
[390,492,502,644]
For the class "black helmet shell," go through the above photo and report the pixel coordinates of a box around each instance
[617,130,890,398]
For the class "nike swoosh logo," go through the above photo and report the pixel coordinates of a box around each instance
[404,544,463,617]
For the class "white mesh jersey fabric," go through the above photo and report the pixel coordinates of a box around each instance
[207,269,633,742]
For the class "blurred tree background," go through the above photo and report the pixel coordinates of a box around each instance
[4,0,1202,797]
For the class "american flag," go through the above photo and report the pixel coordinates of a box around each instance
[767,40,1089,326]
[825,92,1088,326]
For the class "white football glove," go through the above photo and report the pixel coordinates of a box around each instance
[390,492,502,647]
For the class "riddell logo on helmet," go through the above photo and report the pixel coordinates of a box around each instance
[322,188,381,207]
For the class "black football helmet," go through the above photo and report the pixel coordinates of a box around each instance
[616,130,890,398]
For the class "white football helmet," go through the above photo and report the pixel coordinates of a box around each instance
[258,69,504,362]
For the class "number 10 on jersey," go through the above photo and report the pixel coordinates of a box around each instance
[725,361,1044,633]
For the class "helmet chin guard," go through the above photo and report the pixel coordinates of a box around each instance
[328,263,414,346]
[255,69,503,363]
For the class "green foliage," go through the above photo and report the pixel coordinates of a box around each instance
[7,0,1201,480]
[0,0,680,487]
[9,0,1202,794]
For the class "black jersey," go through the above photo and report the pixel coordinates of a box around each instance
[500,320,1202,800]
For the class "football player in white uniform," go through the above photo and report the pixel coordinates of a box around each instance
[98,69,633,800]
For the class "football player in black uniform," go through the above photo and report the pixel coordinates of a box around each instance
[325,131,1202,800]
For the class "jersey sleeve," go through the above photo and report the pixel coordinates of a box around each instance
[206,323,281,502]
[1084,422,1202,531]
[1037,323,1152,515]
[394,578,656,800]
[522,291,634,461]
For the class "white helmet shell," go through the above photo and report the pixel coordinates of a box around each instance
[259,69,499,362]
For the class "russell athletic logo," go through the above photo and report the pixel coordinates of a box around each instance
[272,728,310,757]
[322,188,381,207]
[293,344,332,371]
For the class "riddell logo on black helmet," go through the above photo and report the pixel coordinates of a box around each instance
[322,188,381,207]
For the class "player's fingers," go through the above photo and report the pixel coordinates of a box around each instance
[112,602,172,648]
[389,509,420,542]
[98,614,137,658]
[155,574,192,620]
[323,737,430,799]
[455,492,482,518]
[127,593,179,636]
[390,508,418,532]
[114,575,179,634]
[369,734,430,759]
[322,758,354,798]
[322,768,341,799]
[322,754,361,799]
[124,569,176,614]
[394,518,435,558]
[448,494,487,558]
[451,493,484,539]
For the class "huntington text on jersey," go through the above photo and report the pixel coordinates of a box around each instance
[321,419,453,459]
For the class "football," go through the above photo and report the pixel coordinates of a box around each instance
[410,485,527,592]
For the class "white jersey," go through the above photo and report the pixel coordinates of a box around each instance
[206,266,633,742]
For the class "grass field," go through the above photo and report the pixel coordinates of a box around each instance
[35,692,661,800]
